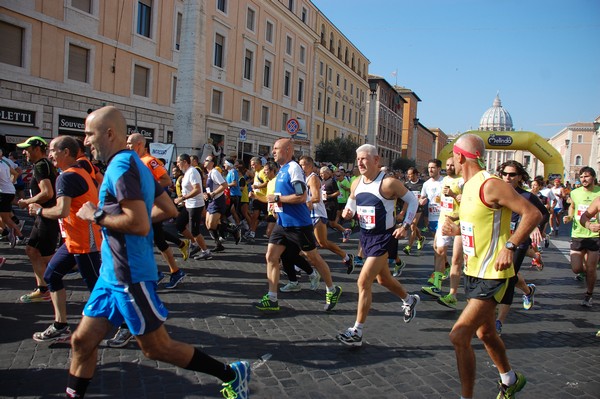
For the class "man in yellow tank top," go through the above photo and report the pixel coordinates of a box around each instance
[441,134,542,399]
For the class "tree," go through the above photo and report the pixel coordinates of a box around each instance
[392,157,416,171]
[314,137,358,165]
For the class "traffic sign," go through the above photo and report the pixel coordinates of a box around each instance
[286,118,300,135]
[240,128,247,142]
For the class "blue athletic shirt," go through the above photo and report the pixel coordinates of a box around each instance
[275,161,312,227]
[98,149,163,285]
[226,168,241,197]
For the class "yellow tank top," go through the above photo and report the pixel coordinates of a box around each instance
[439,175,463,223]
[459,171,514,279]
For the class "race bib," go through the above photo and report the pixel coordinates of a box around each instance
[460,221,475,257]
[577,204,596,221]
[321,190,328,201]
[412,190,420,199]
[272,192,283,213]
[441,196,454,212]
[357,205,376,230]
[510,221,517,235]
[58,218,67,238]
[428,203,440,216]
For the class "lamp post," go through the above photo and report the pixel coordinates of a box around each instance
[411,117,419,160]
[564,139,571,181]
[367,81,378,147]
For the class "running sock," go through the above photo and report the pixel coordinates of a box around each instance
[343,254,350,262]
[66,374,91,398]
[185,347,235,382]
[268,291,277,302]
[500,369,516,386]
[401,294,413,304]
[353,322,364,335]
[54,321,68,330]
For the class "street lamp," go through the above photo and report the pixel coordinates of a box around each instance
[369,81,378,99]
[564,139,570,181]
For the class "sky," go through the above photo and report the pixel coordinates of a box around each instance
[311,0,600,138]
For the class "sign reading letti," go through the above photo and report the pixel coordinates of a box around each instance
[487,134,513,146]
[0,106,36,126]
[127,125,155,141]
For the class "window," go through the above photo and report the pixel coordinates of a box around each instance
[301,7,307,23]
[336,73,340,86]
[288,0,294,12]
[0,21,23,67]
[297,78,304,102]
[72,0,92,13]
[133,65,149,97]
[317,124,321,139]
[217,0,227,13]
[342,105,345,121]
[242,99,251,122]
[172,76,177,103]
[317,92,322,111]
[577,134,583,143]
[334,101,338,118]
[175,12,182,50]
[286,36,292,56]
[319,61,323,76]
[137,0,152,38]
[327,67,332,82]
[284,71,291,97]
[68,44,89,83]
[299,45,306,64]
[243,49,253,80]
[282,112,289,131]
[214,33,224,68]
[265,21,273,43]
[211,89,223,115]
[246,8,255,31]
[261,106,270,127]
[326,98,330,114]
[263,60,271,88]
[575,155,583,166]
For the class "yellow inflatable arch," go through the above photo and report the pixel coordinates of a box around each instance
[438,130,564,178]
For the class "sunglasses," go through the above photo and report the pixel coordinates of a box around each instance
[500,172,518,177]
[205,159,213,162]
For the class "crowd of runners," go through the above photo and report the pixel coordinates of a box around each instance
[1,107,598,399]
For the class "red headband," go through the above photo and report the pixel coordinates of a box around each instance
[453,144,481,160]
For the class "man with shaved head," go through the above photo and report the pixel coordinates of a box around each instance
[255,138,342,312]
[66,106,250,399]
[441,133,541,398]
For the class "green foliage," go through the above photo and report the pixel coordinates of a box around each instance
[315,137,359,164]
[392,157,416,171]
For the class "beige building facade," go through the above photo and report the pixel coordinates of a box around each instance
[548,122,598,183]
[0,0,181,151]
[0,0,369,164]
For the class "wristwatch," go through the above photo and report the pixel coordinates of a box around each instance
[93,209,106,224]
[36,207,43,216]
[399,222,410,230]
[274,194,280,203]
[505,241,517,251]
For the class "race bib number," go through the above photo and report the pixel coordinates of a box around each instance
[271,192,283,213]
[577,204,596,221]
[58,218,67,238]
[412,190,420,199]
[441,196,454,212]
[460,221,475,257]
[510,221,517,235]
[357,205,376,230]
[321,190,328,201]
[428,203,440,216]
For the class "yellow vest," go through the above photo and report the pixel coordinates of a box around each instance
[459,171,514,279]
[439,175,463,223]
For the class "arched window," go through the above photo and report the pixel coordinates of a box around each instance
[329,32,334,52]
[575,155,583,166]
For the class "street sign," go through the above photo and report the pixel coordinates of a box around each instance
[240,128,247,142]
[286,118,300,135]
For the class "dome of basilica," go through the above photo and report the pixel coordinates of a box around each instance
[479,94,514,131]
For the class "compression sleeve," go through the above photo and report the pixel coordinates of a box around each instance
[345,197,357,214]
[401,190,418,225]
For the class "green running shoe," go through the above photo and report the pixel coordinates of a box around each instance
[421,284,442,298]
[416,236,425,250]
[438,293,457,309]
[324,286,342,311]
[255,294,279,311]
[496,371,526,399]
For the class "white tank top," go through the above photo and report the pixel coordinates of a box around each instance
[307,172,327,219]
